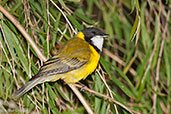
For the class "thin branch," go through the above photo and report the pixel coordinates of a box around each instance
[46,0,50,58]
[74,84,141,114]
[153,1,170,114]
[0,5,47,62]
[151,1,161,114]
[0,24,19,88]
[68,84,93,114]
[96,69,119,114]
[50,0,76,34]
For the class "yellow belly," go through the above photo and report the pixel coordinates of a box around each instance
[55,44,100,83]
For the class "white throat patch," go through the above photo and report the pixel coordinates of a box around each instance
[91,36,104,52]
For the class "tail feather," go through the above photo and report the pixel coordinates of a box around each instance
[14,77,44,98]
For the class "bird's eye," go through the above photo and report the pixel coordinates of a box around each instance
[91,31,96,35]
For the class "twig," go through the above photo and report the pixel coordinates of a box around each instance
[141,16,160,84]
[0,5,93,114]
[96,69,119,114]
[68,84,93,114]
[153,1,170,114]
[74,84,141,114]
[151,1,161,114]
[46,0,50,58]
[0,5,47,62]
[50,0,76,34]
[0,24,19,88]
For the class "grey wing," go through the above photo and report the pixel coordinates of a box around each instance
[34,56,87,78]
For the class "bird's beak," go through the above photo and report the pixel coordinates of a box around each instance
[103,34,109,38]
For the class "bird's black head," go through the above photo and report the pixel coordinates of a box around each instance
[81,27,108,41]
[81,27,108,53]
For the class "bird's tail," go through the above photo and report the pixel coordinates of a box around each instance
[13,76,46,99]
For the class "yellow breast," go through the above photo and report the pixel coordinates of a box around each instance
[56,44,100,84]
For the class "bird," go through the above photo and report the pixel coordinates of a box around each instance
[14,27,108,98]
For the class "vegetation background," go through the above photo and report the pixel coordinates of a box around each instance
[0,0,170,114]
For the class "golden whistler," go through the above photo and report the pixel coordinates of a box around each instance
[14,27,108,98]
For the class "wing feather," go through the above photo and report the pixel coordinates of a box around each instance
[35,38,91,78]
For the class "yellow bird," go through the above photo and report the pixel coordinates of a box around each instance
[14,27,108,98]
